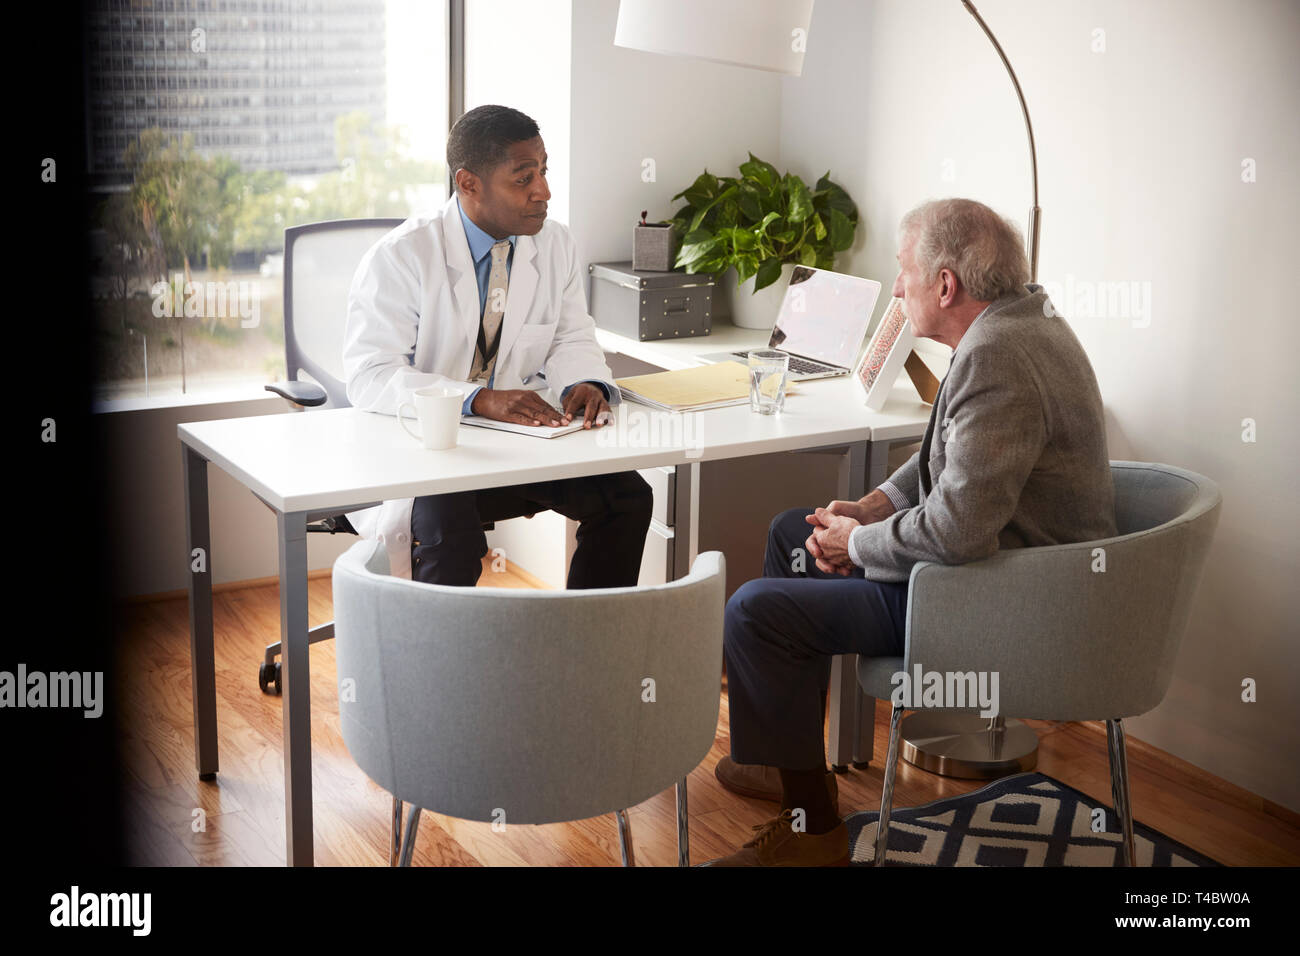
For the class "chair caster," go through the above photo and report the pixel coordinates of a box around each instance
[258,661,282,695]
[852,760,871,770]
[831,764,849,774]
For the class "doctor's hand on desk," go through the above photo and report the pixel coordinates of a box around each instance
[471,388,564,427]
[560,382,611,429]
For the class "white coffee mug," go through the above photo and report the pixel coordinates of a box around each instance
[397,386,463,450]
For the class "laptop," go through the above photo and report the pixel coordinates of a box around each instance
[699,266,882,380]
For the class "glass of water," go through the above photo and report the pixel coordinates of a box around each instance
[748,349,790,415]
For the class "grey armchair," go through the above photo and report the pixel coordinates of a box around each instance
[331,537,727,866]
[860,461,1222,866]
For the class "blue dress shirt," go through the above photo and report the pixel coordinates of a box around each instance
[456,198,611,416]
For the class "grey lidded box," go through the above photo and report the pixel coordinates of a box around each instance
[588,261,714,342]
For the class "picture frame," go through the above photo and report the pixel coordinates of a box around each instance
[853,296,917,411]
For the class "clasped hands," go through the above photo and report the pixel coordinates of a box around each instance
[804,500,866,576]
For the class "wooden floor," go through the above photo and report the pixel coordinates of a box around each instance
[115,559,1300,867]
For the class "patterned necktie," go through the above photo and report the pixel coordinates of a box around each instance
[468,239,512,384]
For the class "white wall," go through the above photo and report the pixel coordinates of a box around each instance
[567,0,785,269]
[464,0,573,224]
[780,0,1300,812]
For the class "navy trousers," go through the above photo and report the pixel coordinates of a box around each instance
[410,471,653,589]
[724,507,909,770]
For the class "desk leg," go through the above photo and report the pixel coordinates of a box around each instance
[827,440,886,771]
[277,511,314,867]
[867,437,891,491]
[183,444,219,779]
[668,461,699,581]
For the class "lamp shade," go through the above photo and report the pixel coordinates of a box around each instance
[614,0,815,76]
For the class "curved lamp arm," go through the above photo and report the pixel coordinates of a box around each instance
[961,0,1041,282]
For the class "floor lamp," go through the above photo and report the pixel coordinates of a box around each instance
[615,0,1041,779]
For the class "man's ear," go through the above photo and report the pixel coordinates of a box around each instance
[938,268,959,307]
[454,167,479,199]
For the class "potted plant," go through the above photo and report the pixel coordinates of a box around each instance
[668,154,859,328]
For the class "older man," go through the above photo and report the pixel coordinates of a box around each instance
[709,198,1118,866]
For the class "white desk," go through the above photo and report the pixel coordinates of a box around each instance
[179,328,932,866]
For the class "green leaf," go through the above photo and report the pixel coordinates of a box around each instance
[668,209,693,236]
[738,160,771,190]
[811,211,827,241]
[676,228,718,267]
[786,176,814,223]
[756,210,781,233]
[687,183,738,233]
[737,186,762,222]
[799,245,818,267]
[753,257,784,292]
[717,198,741,228]
[828,207,854,252]
[735,254,761,283]
[818,177,858,220]
[739,153,779,191]
[673,171,719,207]
[718,226,758,252]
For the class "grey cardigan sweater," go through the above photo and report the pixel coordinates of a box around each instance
[848,284,1118,583]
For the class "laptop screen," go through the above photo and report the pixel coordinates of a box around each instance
[767,266,881,368]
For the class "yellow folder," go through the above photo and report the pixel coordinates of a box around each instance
[616,361,790,412]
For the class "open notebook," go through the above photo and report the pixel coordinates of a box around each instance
[460,415,587,439]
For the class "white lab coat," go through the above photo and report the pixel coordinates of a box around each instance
[341,194,619,579]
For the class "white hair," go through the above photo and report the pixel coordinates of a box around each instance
[899,198,1029,301]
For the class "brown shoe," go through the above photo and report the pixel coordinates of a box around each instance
[705,810,850,867]
[714,756,839,815]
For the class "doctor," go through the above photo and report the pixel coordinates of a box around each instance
[342,105,653,587]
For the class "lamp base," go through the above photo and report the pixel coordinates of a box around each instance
[900,712,1038,779]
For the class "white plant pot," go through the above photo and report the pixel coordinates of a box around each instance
[725,263,795,329]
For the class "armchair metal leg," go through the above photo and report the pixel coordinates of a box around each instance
[675,777,689,867]
[615,809,635,867]
[397,805,422,868]
[874,705,905,866]
[1106,718,1137,866]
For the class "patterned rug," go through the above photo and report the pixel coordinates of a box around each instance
[845,771,1221,866]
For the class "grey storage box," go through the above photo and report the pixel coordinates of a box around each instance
[589,261,714,342]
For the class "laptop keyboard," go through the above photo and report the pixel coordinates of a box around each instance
[731,351,833,374]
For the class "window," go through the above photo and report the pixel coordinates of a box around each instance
[89,0,457,403]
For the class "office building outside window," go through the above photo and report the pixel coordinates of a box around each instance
[87,0,453,402]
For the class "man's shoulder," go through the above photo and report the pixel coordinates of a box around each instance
[354,212,447,280]
[373,211,442,252]
[953,286,1101,403]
